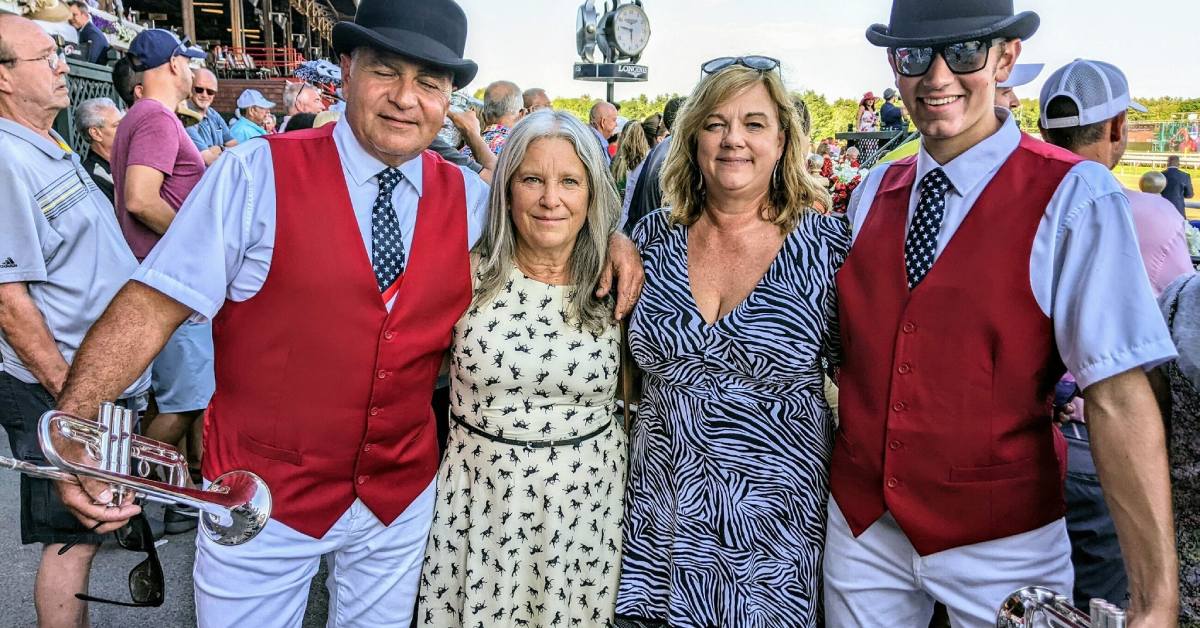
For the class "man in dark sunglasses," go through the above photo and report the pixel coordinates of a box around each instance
[185,67,237,165]
[827,1,1179,626]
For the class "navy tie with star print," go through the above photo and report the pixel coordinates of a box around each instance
[904,167,952,289]
[372,167,407,293]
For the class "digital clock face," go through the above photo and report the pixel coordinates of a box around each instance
[611,4,650,57]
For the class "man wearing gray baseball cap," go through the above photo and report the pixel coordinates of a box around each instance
[229,88,275,142]
[1039,58,1193,615]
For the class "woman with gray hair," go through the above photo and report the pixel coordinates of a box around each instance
[419,110,627,627]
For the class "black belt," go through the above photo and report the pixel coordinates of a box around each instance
[450,413,611,448]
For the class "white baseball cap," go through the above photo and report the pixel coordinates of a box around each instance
[998,63,1043,89]
[1039,59,1147,130]
[236,89,276,110]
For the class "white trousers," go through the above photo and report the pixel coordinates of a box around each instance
[194,479,437,628]
[823,498,1074,627]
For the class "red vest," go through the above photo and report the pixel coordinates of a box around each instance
[832,134,1081,555]
[202,125,471,538]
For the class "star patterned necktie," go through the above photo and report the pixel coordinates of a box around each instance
[904,167,952,289]
[371,167,407,293]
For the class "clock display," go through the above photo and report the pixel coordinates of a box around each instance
[610,4,650,57]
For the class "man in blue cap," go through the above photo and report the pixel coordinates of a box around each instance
[109,27,215,538]
[229,88,276,141]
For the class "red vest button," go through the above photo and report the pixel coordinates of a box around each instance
[356,475,369,485]
[886,477,899,488]
[376,370,388,379]
[362,444,372,453]
[891,401,907,412]
[889,440,902,450]
[369,407,380,416]
[383,331,395,340]
[902,322,917,334]
[897,363,912,374]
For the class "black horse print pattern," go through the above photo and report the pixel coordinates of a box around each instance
[420,265,626,627]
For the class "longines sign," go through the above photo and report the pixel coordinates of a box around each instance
[573,62,650,83]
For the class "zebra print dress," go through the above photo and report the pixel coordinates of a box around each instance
[616,209,849,628]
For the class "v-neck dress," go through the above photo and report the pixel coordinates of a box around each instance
[616,209,850,628]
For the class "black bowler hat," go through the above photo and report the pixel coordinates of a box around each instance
[332,0,478,88]
[866,0,1039,48]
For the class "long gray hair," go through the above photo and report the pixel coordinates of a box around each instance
[472,110,620,333]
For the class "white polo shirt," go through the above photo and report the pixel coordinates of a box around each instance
[0,118,150,398]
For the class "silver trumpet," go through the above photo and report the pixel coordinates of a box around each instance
[997,586,1126,627]
[0,402,271,546]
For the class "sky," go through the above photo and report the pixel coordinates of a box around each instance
[457,0,1200,102]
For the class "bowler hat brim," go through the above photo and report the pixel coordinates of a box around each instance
[866,11,1039,48]
[332,22,478,88]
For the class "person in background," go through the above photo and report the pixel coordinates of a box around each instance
[642,112,666,148]
[283,111,316,131]
[185,67,237,165]
[612,118,649,201]
[995,62,1043,111]
[461,79,520,160]
[0,14,150,626]
[1163,154,1194,218]
[229,88,275,142]
[111,28,213,535]
[111,54,142,106]
[522,86,551,112]
[1155,271,1200,622]
[588,100,617,165]
[1141,170,1168,195]
[279,81,325,132]
[76,96,122,202]
[879,87,905,131]
[617,57,842,627]
[261,112,276,134]
[623,95,686,233]
[857,91,878,132]
[419,110,627,628]
[66,1,110,64]
[1039,59,1193,612]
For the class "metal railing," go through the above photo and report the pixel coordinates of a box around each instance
[213,47,307,79]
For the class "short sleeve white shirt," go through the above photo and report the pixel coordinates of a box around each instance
[846,109,1176,390]
[133,120,490,322]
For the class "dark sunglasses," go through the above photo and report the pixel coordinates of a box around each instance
[193,86,217,96]
[74,514,165,607]
[889,38,1004,77]
[701,55,780,76]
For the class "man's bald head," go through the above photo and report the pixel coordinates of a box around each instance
[589,100,618,138]
[0,14,71,129]
[523,87,550,112]
[0,13,42,60]
[481,80,521,126]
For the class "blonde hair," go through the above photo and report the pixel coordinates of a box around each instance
[661,64,830,231]
[611,121,649,187]
[472,110,620,333]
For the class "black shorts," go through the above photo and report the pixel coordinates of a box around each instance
[0,372,106,545]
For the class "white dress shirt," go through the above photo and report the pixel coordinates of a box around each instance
[847,109,1176,390]
[133,119,489,321]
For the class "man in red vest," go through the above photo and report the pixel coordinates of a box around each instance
[825,1,1179,626]
[47,0,644,625]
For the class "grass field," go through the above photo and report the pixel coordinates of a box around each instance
[1112,164,1200,219]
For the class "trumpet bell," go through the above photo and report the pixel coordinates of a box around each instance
[36,406,272,546]
[203,470,272,546]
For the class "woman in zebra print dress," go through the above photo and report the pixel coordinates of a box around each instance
[616,60,849,628]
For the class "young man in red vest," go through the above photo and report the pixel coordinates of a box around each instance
[46,0,643,625]
[825,1,1179,626]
